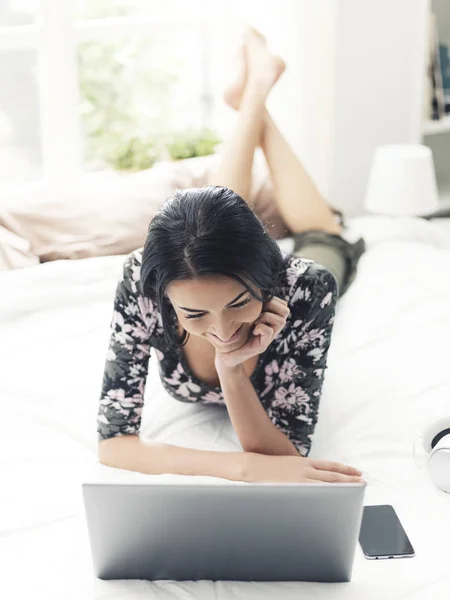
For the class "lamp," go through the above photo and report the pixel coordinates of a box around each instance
[364,144,440,217]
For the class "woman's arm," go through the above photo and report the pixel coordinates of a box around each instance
[216,362,299,456]
[265,264,338,456]
[216,262,338,457]
[99,435,248,481]
[97,251,155,442]
[98,432,364,484]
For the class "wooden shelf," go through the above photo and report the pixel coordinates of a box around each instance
[423,115,450,135]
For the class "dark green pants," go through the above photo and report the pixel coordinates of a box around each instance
[292,229,366,298]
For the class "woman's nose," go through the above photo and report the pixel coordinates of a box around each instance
[211,321,237,341]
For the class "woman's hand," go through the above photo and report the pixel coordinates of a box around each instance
[215,296,290,369]
[243,453,367,485]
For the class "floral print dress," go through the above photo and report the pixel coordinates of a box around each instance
[97,248,338,457]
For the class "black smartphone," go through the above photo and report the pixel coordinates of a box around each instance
[358,505,415,560]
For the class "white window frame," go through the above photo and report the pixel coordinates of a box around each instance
[0,0,230,194]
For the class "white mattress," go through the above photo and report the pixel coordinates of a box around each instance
[1,215,450,599]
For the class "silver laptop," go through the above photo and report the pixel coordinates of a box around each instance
[82,481,366,582]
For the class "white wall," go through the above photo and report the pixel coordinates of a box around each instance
[281,1,337,203]
[330,0,429,216]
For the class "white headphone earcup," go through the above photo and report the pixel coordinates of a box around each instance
[422,415,450,454]
[428,436,450,494]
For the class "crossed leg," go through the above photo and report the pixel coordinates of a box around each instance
[209,27,342,236]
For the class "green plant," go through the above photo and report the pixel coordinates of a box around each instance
[77,24,221,171]
[166,129,221,161]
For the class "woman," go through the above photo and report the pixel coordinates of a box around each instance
[97,28,366,485]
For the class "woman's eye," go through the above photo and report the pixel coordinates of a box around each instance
[185,313,206,321]
[184,298,251,321]
[231,298,251,310]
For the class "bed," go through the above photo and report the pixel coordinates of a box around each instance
[1,214,450,599]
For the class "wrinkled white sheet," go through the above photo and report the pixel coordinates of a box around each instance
[0,215,449,599]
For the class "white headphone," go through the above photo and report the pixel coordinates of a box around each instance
[419,415,450,494]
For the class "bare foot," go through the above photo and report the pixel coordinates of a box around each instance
[224,27,285,110]
[223,42,248,110]
[245,28,285,88]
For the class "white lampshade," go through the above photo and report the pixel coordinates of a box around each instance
[364,144,439,216]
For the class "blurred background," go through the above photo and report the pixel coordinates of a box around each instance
[1,0,449,218]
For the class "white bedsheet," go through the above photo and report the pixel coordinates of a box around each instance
[1,215,450,599]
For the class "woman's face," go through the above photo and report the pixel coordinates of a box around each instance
[166,275,263,353]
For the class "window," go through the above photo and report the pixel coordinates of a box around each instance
[0,1,41,184]
[0,0,38,26]
[0,0,233,190]
[77,28,211,171]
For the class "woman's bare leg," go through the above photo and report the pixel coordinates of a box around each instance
[224,28,342,235]
[261,108,342,235]
[209,36,284,202]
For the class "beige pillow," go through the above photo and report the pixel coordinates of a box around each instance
[0,224,39,271]
[0,150,289,264]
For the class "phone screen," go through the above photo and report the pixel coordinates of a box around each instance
[358,505,415,559]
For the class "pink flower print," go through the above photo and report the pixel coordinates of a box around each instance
[113,309,124,328]
[165,363,182,384]
[107,388,125,401]
[264,360,279,378]
[130,260,141,284]
[112,311,130,346]
[260,360,279,397]
[106,348,116,361]
[135,344,150,360]
[128,411,142,426]
[279,358,300,383]
[129,364,141,378]
[291,285,312,304]
[137,296,157,333]
[321,292,333,308]
[124,303,139,317]
[294,413,313,425]
[292,257,311,275]
[297,327,325,350]
[202,390,224,404]
[164,364,201,398]
[308,346,324,362]
[273,383,311,410]
[176,380,202,398]
[286,267,300,289]
[182,381,202,398]
[296,442,309,456]
[275,334,296,355]
[126,323,148,341]
[154,348,164,362]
